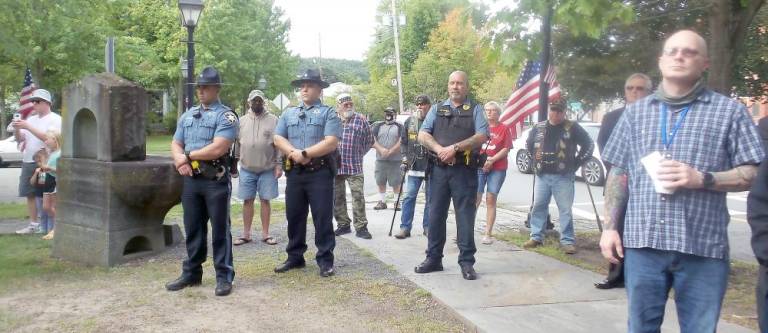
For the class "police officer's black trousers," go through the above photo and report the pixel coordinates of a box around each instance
[181,176,235,283]
[425,164,478,266]
[284,168,336,268]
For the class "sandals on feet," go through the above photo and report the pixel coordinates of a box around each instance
[233,237,252,246]
[262,236,278,245]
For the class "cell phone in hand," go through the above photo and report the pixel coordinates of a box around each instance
[13,113,21,121]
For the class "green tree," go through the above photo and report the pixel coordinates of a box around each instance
[364,0,480,114]
[194,0,298,113]
[0,0,109,99]
[406,9,494,104]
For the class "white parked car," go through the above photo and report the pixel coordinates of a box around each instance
[511,122,606,186]
[0,136,23,167]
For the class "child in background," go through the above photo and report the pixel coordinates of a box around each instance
[29,148,51,235]
[40,130,61,240]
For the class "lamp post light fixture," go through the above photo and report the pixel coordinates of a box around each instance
[258,75,267,91]
[178,0,204,111]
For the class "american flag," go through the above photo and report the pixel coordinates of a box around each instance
[499,60,561,138]
[17,67,36,119]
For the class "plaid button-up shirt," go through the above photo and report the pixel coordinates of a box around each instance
[602,89,765,259]
[338,112,374,175]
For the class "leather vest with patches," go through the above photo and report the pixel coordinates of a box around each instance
[532,120,577,174]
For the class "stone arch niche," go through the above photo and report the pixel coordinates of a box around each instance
[53,73,183,267]
[72,108,98,159]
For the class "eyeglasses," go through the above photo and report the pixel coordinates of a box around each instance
[661,47,700,58]
[625,86,647,91]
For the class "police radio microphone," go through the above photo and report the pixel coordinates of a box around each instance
[298,112,306,119]
[193,111,202,119]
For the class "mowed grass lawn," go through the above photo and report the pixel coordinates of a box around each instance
[146,135,173,156]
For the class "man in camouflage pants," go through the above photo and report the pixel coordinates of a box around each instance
[332,93,375,239]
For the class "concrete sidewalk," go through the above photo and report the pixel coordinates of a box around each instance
[341,201,754,333]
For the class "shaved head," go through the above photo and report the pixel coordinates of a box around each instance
[663,30,708,58]
[658,29,709,86]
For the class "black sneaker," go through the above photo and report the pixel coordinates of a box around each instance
[334,226,351,236]
[356,228,372,239]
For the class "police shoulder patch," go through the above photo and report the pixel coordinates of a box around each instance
[224,111,237,124]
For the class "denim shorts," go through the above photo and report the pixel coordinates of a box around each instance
[477,169,507,195]
[238,167,278,200]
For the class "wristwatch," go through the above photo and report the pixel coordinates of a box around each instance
[185,151,192,163]
[453,144,460,152]
[301,150,309,158]
[702,171,715,189]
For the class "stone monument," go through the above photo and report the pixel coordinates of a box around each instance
[53,73,183,266]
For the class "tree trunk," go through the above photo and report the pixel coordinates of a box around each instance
[707,0,766,95]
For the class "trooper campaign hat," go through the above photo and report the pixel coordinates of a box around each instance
[290,69,330,89]
[195,66,222,86]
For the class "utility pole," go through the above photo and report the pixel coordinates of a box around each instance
[391,0,405,115]
[537,3,554,122]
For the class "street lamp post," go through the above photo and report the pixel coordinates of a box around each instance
[258,75,267,91]
[178,0,204,111]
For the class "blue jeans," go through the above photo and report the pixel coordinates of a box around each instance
[399,175,430,231]
[625,248,729,333]
[529,173,575,244]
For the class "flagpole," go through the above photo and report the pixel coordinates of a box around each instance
[538,3,554,122]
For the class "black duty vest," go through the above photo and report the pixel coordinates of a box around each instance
[433,101,477,148]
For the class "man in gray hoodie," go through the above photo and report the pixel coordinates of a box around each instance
[234,89,282,246]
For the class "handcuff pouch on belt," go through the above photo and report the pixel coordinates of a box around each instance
[190,158,227,180]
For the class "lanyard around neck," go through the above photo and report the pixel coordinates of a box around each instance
[660,103,691,149]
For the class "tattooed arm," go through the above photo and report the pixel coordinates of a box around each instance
[711,165,759,192]
[657,160,758,192]
[600,166,629,263]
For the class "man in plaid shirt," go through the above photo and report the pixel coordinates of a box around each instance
[332,93,375,239]
[600,30,765,332]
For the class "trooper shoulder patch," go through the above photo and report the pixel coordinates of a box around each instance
[224,111,237,124]
[462,104,470,111]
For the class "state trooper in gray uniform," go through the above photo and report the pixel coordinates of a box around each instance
[166,67,239,296]
[273,69,341,277]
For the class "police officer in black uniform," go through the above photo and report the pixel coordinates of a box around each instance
[166,67,239,296]
[273,69,341,277]
[416,71,488,280]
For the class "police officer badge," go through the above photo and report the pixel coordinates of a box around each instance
[462,104,470,111]
[224,111,237,124]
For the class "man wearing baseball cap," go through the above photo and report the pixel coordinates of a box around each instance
[332,93,375,239]
[372,106,404,210]
[12,88,61,235]
[233,89,282,247]
[523,98,594,254]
